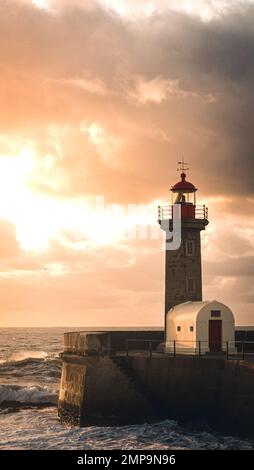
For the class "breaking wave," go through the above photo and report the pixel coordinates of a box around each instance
[0,351,60,370]
[0,350,60,365]
[7,351,49,363]
[0,384,58,407]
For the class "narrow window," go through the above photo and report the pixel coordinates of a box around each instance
[211,310,221,318]
[190,326,194,332]
[186,240,195,256]
[187,277,195,293]
[177,326,181,332]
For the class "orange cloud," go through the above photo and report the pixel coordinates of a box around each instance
[0,0,253,326]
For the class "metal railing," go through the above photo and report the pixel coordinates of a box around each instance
[126,339,163,359]
[124,339,254,361]
[62,336,254,361]
[158,204,208,221]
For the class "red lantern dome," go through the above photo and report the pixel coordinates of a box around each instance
[170,165,197,218]
[171,172,197,193]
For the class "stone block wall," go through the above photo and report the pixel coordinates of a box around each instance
[58,355,154,425]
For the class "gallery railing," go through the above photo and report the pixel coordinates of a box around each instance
[158,204,208,221]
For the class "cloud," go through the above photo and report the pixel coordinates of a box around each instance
[1,0,254,200]
[0,233,164,326]
[48,76,109,96]
[0,1,253,324]
[0,221,20,259]
[126,75,216,105]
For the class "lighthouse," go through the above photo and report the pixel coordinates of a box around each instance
[158,160,209,320]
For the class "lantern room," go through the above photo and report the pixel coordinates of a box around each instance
[171,171,197,219]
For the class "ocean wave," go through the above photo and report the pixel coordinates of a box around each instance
[0,410,252,450]
[5,350,48,364]
[7,350,48,362]
[0,384,58,406]
[0,351,60,367]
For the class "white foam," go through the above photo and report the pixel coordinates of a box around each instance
[0,384,58,405]
[7,351,49,363]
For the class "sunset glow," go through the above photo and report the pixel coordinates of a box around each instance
[0,142,160,253]
[0,0,253,327]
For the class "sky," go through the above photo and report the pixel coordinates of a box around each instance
[0,0,253,326]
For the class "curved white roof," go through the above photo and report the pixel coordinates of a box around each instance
[167,300,234,322]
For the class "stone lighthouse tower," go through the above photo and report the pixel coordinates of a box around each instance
[158,160,209,320]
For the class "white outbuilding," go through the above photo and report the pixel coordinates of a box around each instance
[166,300,236,354]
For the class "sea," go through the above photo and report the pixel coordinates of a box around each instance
[0,327,253,450]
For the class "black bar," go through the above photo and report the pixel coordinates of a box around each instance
[242,341,245,361]
[0,450,251,467]
[173,340,176,357]
[226,341,229,360]
[198,340,201,357]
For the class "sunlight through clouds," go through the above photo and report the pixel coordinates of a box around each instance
[0,143,160,252]
[22,0,253,21]
[0,0,253,325]
[31,0,49,9]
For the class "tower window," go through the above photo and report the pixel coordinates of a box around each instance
[186,277,195,293]
[190,326,194,332]
[177,326,181,332]
[211,310,221,318]
[186,240,195,256]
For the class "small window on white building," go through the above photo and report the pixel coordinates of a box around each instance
[177,326,181,332]
[190,326,194,332]
[211,310,221,318]
[186,277,195,293]
[186,240,195,256]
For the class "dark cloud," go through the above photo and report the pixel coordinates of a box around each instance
[205,256,254,277]
[0,1,253,325]
[0,1,254,200]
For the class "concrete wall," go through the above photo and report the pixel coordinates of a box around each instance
[58,355,155,425]
[58,360,87,425]
[129,356,254,436]
[63,330,164,355]
[235,328,254,352]
[58,351,254,437]
[64,332,112,355]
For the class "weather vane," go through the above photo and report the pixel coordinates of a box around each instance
[177,156,189,172]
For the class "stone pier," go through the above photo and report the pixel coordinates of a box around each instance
[58,331,254,437]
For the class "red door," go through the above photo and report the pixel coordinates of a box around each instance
[209,320,222,352]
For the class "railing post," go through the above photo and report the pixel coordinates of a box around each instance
[149,341,152,360]
[126,339,129,357]
[242,341,245,361]
[198,340,201,357]
[173,340,176,357]
[226,341,229,360]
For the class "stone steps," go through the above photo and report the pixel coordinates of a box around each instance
[111,356,164,420]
